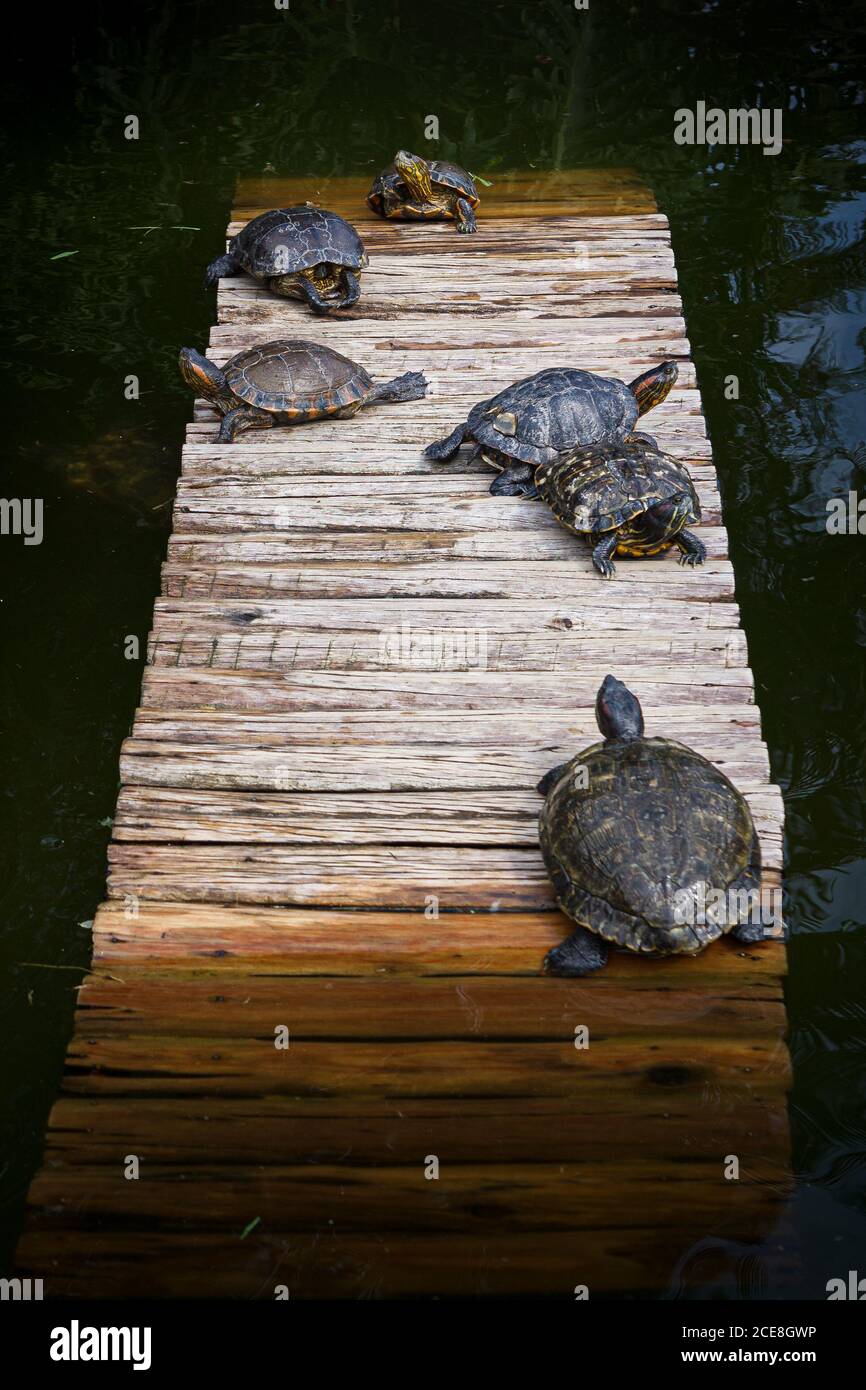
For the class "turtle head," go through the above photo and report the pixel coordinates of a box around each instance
[596,675,645,742]
[394,149,433,202]
[179,347,229,404]
[628,360,678,416]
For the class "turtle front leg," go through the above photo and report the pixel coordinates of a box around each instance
[218,408,275,444]
[292,275,338,314]
[536,762,570,797]
[335,268,362,309]
[205,252,241,288]
[489,464,539,498]
[627,430,659,449]
[544,927,608,977]
[453,197,478,234]
[591,533,618,578]
[425,422,469,461]
[675,529,707,567]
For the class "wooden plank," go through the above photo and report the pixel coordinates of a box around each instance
[161,558,737,602]
[18,1226,802,1300]
[72,971,787,1041]
[105,842,782,909]
[58,1033,787,1100]
[90,902,784,975]
[112,784,784,855]
[24,1162,786,1238]
[139,667,756,712]
[36,1091,790,1166]
[166,525,732,564]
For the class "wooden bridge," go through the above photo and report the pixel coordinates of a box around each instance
[16,169,791,1298]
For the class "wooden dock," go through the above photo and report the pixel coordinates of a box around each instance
[16,169,791,1299]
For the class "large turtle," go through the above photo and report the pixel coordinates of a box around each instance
[179,339,428,443]
[535,438,705,577]
[368,150,479,233]
[537,676,765,978]
[205,206,369,313]
[424,362,678,495]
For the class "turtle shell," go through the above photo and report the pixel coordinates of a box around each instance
[225,340,373,414]
[538,737,760,956]
[230,207,368,276]
[536,440,701,534]
[428,160,479,205]
[468,368,639,468]
[368,160,479,213]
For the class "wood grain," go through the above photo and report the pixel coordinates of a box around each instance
[15,166,791,1301]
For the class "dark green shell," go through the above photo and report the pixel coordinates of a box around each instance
[230,206,368,276]
[368,159,479,215]
[225,339,372,416]
[466,369,639,468]
[536,439,701,535]
[538,737,760,956]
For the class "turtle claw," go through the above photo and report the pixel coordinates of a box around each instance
[732,919,766,945]
[544,929,608,977]
[676,530,707,568]
[591,535,618,579]
[490,463,537,498]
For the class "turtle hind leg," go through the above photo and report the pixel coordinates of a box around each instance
[544,927,609,977]
[591,533,618,578]
[731,828,767,944]
[425,422,469,461]
[205,253,240,288]
[675,529,707,567]
[731,918,766,945]
[490,463,539,498]
[370,371,429,404]
[218,407,275,444]
[453,197,478,233]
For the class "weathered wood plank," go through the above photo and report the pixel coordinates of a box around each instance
[57,1032,788,1100]
[18,1224,803,1300]
[89,901,785,975]
[161,558,737,602]
[25,1161,786,1238]
[112,784,784,857]
[139,666,756,712]
[71,971,787,1040]
[165,526,731,563]
[36,1091,790,1166]
[105,843,782,908]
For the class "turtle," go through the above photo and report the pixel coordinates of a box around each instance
[179,339,428,443]
[424,361,678,496]
[367,150,480,233]
[536,675,765,978]
[204,206,369,313]
[534,437,706,577]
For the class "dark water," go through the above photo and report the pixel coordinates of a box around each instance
[2,0,865,1294]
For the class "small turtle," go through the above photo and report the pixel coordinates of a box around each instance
[368,150,479,234]
[537,676,765,978]
[535,438,705,577]
[424,362,678,495]
[179,339,428,443]
[205,206,369,313]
